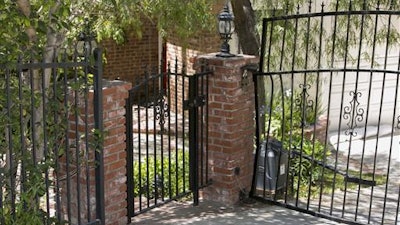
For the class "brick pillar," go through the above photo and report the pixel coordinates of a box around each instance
[64,80,131,225]
[195,53,258,205]
[102,81,131,225]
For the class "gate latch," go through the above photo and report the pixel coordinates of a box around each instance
[183,95,206,110]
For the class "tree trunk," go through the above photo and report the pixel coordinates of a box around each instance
[36,0,65,161]
[231,0,260,56]
[232,0,267,144]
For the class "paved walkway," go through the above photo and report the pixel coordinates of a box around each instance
[131,200,344,225]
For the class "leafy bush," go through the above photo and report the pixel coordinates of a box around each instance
[133,151,190,199]
[0,71,92,224]
[266,88,329,196]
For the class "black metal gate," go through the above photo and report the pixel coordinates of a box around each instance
[252,2,400,224]
[126,61,212,220]
[0,49,105,225]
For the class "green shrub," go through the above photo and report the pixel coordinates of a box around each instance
[133,150,190,199]
[266,88,329,196]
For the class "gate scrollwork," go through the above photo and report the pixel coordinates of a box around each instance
[155,94,169,133]
[295,83,314,128]
[343,91,364,136]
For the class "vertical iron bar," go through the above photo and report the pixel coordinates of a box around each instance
[262,8,276,199]
[29,62,37,168]
[137,89,143,213]
[93,48,105,225]
[274,4,289,201]
[54,59,62,223]
[251,18,268,198]
[368,4,388,222]
[5,67,16,220]
[182,71,187,192]
[173,63,178,197]
[380,7,395,223]
[393,39,400,225]
[145,68,150,208]
[57,54,67,222]
[74,49,82,225]
[200,72,205,187]
[126,92,134,221]
[298,0,318,210]
[339,2,353,217]
[250,74,260,197]
[42,59,51,223]
[330,1,351,216]
[152,72,158,204]
[1,69,3,225]
[308,2,325,210]
[158,71,165,202]
[205,72,210,185]
[167,62,173,199]
[18,59,26,211]
[320,0,338,214]
[285,5,300,203]
[83,50,91,223]
[263,76,274,198]
[189,75,199,206]
[250,18,273,197]
[354,1,372,220]
[62,53,72,224]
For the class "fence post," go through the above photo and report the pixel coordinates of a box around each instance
[93,48,106,225]
[188,75,200,206]
[194,53,258,205]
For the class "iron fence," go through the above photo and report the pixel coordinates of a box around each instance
[252,1,400,224]
[0,49,104,225]
[126,60,212,220]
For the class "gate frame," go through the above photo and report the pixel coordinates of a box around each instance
[125,63,212,221]
[251,3,400,225]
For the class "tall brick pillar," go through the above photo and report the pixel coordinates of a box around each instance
[101,81,131,225]
[195,53,258,205]
[64,80,131,225]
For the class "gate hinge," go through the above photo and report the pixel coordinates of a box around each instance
[183,95,206,110]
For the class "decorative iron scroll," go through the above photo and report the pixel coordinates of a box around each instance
[155,94,169,132]
[295,83,314,128]
[343,91,364,136]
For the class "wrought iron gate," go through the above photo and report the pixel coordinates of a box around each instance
[252,2,400,224]
[0,49,105,225]
[126,61,212,221]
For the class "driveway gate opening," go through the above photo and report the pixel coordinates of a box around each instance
[126,61,212,220]
[252,2,400,224]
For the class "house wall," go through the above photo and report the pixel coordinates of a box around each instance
[165,0,227,73]
[101,18,159,85]
[320,15,400,131]
[100,0,233,85]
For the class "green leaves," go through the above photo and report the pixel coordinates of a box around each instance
[133,151,190,199]
[1,0,216,63]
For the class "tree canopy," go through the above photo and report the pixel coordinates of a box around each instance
[0,0,217,63]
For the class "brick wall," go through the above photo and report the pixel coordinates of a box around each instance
[195,53,259,204]
[166,0,226,74]
[101,0,226,88]
[101,18,159,85]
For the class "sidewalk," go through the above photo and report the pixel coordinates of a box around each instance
[130,199,343,225]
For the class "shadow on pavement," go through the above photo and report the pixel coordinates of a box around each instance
[130,199,343,225]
